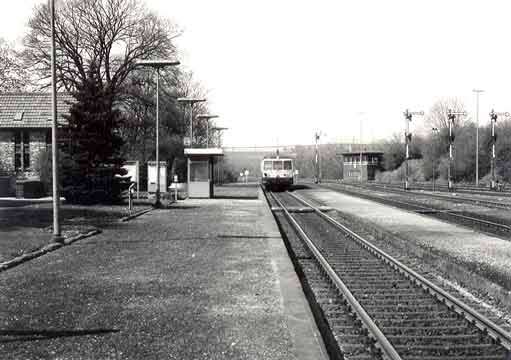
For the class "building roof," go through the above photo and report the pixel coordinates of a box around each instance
[0,92,74,128]
[342,151,384,156]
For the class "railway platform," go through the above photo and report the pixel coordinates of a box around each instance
[0,184,327,359]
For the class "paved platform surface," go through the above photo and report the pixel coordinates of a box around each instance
[304,187,511,285]
[0,185,327,359]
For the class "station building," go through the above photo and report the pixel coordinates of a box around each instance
[0,93,73,196]
[342,151,383,181]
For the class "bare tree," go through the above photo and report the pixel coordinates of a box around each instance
[424,97,468,130]
[0,38,30,91]
[23,0,180,97]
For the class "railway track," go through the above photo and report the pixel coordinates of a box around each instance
[317,182,511,239]
[327,181,511,210]
[370,181,511,198]
[266,189,511,360]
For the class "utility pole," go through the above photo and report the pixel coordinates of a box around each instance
[473,89,484,186]
[403,109,423,190]
[314,132,321,183]
[447,109,466,191]
[489,110,509,190]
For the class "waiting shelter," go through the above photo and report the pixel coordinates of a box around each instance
[184,148,224,198]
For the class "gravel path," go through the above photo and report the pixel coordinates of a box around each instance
[0,192,323,359]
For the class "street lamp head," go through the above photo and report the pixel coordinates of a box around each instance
[177,98,207,104]
[212,127,229,131]
[135,59,180,68]
[472,89,485,93]
[197,114,219,120]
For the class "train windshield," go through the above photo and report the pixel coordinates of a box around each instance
[273,161,283,170]
[263,161,272,170]
[283,160,292,170]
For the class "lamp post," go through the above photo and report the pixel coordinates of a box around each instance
[473,89,484,186]
[135,60,180,208]
[211,127,228,184]
[431,127,439,191]
[50,0,63,243]
[196,114,219,148]
[314,132,320,183]
[177,98,207,148]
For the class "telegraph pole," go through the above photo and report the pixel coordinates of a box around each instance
[489,110,509,190]
[403,109,423,190]
[447,109,466,191]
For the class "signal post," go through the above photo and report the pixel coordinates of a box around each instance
[447,109,466,191]
[489,110,509,190]
[403,109,423,190]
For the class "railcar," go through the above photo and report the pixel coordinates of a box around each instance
[261,157,294,191]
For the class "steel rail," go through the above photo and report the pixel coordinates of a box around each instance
[364,182,511,210]
[268,191,403,360]
[322,183,511,234]
[335,181,511,210]
[287,190,511,350]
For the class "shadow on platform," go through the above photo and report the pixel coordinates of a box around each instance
[0,328,120,343]
[213,195,259,200]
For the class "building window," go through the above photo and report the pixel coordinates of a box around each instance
[46,129,52,151]
[14,131,30,171]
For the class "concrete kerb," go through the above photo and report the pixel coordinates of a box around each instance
[0,206,153,273]
[0,229,101,273]
[119,207,153,222]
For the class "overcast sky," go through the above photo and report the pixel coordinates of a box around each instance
[2,1,511,147]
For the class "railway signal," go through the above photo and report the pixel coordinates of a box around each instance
[489,110,510,190]
[447,109,467,191]
[403,110,424,190]
[431,127,439,191]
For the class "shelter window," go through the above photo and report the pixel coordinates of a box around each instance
[190,161,209,181]
[283,160,292,170]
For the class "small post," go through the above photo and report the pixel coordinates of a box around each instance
[128,182,135,213]
[173,174,178,202]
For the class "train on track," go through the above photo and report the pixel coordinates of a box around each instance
[261,156,295,191]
